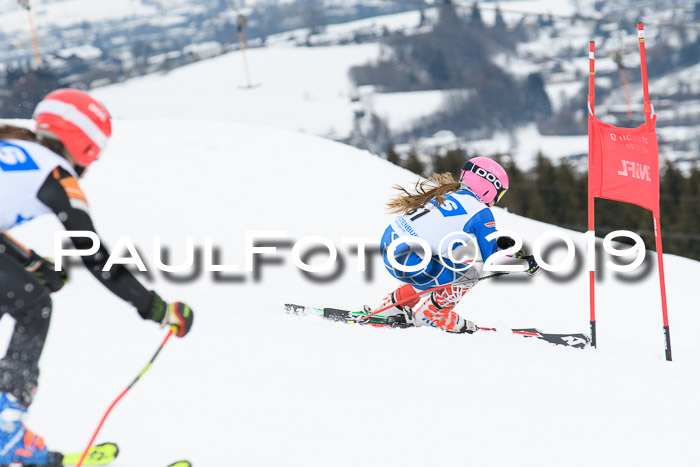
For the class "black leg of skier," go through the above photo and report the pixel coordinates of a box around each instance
[0,90,195,466]
[0,252,52,407]
[0,252,60,466]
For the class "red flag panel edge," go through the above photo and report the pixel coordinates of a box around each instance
[588,115,660,215]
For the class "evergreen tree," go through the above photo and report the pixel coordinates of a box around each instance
[433,149,466,175]
[660,160,684,226]
[437,0,463,31]
[553,160,584,227]
[682,163,700,258]
[404,148,426,176]
[499,157,526,213]
[523,73,552,118]
[386,142,400,166]
[419,8,428,27]
[482,154,700,260]
[428,50,451,85]
[494,6,507,30]
[470,2,483,28]
[530,153,558,222]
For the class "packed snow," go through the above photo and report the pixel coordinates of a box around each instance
[92,43,382,140]
[92,39,593,166]
[367,89,449,133]
[2,119,699,467]
[0,0,159,33]
[2,1,699,464]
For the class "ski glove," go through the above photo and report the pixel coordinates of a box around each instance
[163,302,194,337]
[496,236,516,250]
[522,255,541,276]
[512,249,541,277]
[148,293,195,337]
[25,251,67,293]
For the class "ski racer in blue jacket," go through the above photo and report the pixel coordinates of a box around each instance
[375,157,540,333]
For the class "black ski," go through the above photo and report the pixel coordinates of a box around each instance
[285,303,590,349]
[285,303,413,328]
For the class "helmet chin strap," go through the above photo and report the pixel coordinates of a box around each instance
[459,181,482,200]
[459,181,494,206]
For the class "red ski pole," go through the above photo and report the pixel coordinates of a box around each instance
[358,283,451,323]
[359,272,507,323]
[75,329,174,467]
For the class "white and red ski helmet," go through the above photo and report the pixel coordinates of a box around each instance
[460,156,509,204]
[33,89,111,167]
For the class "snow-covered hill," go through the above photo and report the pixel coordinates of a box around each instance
[92,44,381,140]
[0,0,207,32]
[4,119,699,466]
[91,41,594,167]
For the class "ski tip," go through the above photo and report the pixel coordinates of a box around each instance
[61,442,119,466]
[167,461,192,467]
[95,442,119,458]
[284,303,305,314]
[285,303,325,317]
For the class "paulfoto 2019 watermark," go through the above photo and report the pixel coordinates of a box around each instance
[52,229,651,283]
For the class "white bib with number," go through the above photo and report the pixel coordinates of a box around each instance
[0,139,76,231]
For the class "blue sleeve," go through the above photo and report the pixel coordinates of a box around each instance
[463,208,497,262]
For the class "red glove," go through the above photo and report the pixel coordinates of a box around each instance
[162,302,194,337]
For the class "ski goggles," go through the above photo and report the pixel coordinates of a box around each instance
[461,161,508,204]
[495,188,508,204]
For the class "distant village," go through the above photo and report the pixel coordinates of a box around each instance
[0,0,411,116]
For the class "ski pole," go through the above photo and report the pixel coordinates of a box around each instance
[359,272,508,323]
[75,329,174,467]
[358,283,451,323]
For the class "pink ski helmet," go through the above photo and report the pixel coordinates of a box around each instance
[460,156,509,204]
[33,89,112,167]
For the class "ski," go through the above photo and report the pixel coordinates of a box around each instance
[61,442,118,466]
[285,303,413,328]
[477,327,590,348]
[285,303,590,349]
[15,442,190,467]
[63,444,190,467]
[0,442,119,467]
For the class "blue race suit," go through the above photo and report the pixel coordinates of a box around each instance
[381,188,497,290]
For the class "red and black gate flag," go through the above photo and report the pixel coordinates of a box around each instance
[587,24,672,361]
[588,115,660,216]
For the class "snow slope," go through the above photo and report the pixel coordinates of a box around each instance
[92,43,381,140]
[3,119,699,466]
[91,41,592,165]
[0,0,203,33]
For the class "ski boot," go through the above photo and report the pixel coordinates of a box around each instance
[413,297,478,333]
[413,278,478,333]
[0,392,62,467]
[367,284,420,324]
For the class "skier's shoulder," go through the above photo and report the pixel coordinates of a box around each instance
[455,191,495,233]
[452,189,491,215]
[1,138,77,176]
[38,165,89,215]
[3,137,52,159]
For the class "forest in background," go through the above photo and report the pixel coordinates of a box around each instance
[387,143,700,261]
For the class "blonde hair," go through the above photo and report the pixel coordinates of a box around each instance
[0,124,67,157]
[0,124,38,142]
[387,172,462,214]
